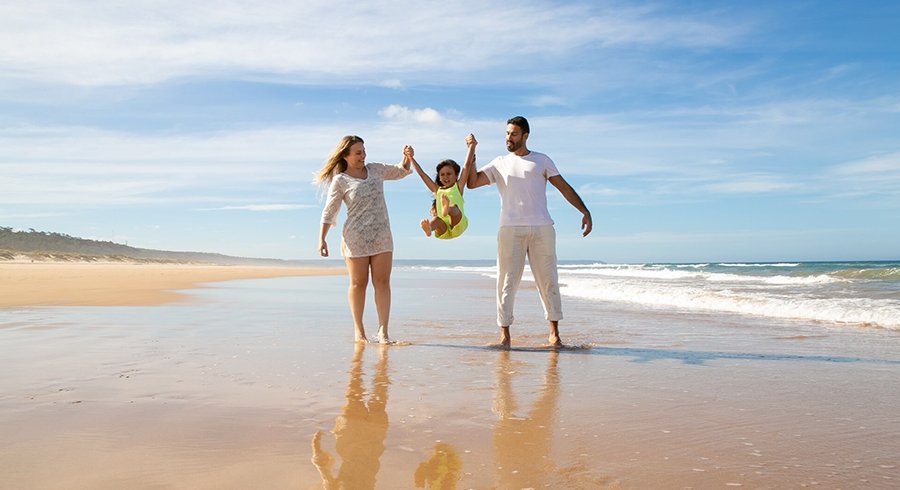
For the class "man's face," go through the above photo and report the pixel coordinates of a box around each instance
[505,124,527,153]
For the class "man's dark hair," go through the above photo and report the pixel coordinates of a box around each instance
[507,116,530,134]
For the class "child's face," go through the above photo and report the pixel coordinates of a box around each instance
[438,166,458,187]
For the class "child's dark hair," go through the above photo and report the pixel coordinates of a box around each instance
[434,159,461,188]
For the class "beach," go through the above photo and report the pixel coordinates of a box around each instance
[0,261,346,307]
[1,261,899,488]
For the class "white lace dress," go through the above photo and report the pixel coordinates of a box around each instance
[320,163,411,258]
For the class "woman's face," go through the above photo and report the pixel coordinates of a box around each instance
[344,142,366,168]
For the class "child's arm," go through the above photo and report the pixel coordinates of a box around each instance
[408,150,438,193]
[457,133,477,195]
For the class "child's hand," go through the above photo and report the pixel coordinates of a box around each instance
[465,133,477,148]
[403,145,414,159]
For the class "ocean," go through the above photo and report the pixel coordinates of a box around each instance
[397,260,900,331]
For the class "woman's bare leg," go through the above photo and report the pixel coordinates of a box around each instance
[369,251,393,343]
[345,256,371,342]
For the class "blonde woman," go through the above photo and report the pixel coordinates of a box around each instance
[316,135,412,343]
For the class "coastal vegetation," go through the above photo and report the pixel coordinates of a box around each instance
[0,227,293,266]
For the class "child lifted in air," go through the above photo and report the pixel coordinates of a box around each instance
[409,133,477,239]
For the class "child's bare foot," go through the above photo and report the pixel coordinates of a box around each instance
[440,194,450,217]
[420,218,432,237]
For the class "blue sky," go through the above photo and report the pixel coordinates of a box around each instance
[1,1,898,263]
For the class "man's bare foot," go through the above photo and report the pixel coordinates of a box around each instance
[420,219,432,237]
[495,326,510,349]
[440,194,450,217]
[548,334,563,348]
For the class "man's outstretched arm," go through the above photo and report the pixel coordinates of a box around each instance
[549,175,592,237]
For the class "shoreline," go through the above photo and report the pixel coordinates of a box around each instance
[0,261,345,308]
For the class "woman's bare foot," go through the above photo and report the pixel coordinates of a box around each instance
[420,218,432,237]
[376,325,392,344]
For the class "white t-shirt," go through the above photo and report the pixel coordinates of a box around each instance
[480,151,560,226]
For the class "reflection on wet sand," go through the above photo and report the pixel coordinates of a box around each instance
[492,350,560,487]
[414,442,462,489]
[311,343,389,489]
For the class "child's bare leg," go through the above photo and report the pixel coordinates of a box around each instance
[430,217,447,236]
[440,194,451,217]
[448,205,462,227]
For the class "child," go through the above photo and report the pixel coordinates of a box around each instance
[409,134,477,239]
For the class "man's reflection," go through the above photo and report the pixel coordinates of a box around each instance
[311,343,390,489]
[492,350,560,487]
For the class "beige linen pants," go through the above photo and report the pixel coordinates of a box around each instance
[496,225,563,327]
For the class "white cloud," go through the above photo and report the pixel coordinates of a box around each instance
[379,105,443,124]
[380,79,404,89]
[528,95,568,107]
[577,183,627,197]
[198,204,315,212]
[826,152,900,201]
[0,0,742,87]
[831,152,900,176]
[0,124,338,206]
[702,174,798,194]
[0,118,487,207]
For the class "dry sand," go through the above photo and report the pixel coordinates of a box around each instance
[0,261,345,307]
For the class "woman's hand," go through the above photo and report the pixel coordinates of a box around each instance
[402,145,414,169]
[318,240,329,257]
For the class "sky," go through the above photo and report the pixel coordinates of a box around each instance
[1,0,899,263]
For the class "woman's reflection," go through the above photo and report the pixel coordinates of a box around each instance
[492,350,560,487]
[311,342,390,489]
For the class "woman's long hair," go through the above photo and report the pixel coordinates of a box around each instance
[315,135,364,186]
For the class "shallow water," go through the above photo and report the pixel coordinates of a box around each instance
[1,271,899,488]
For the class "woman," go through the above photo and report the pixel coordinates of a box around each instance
[316,135,411,343]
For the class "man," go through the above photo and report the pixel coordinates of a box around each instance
[467,116,592,348]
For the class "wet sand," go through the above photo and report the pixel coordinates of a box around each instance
[1,268,899,488]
